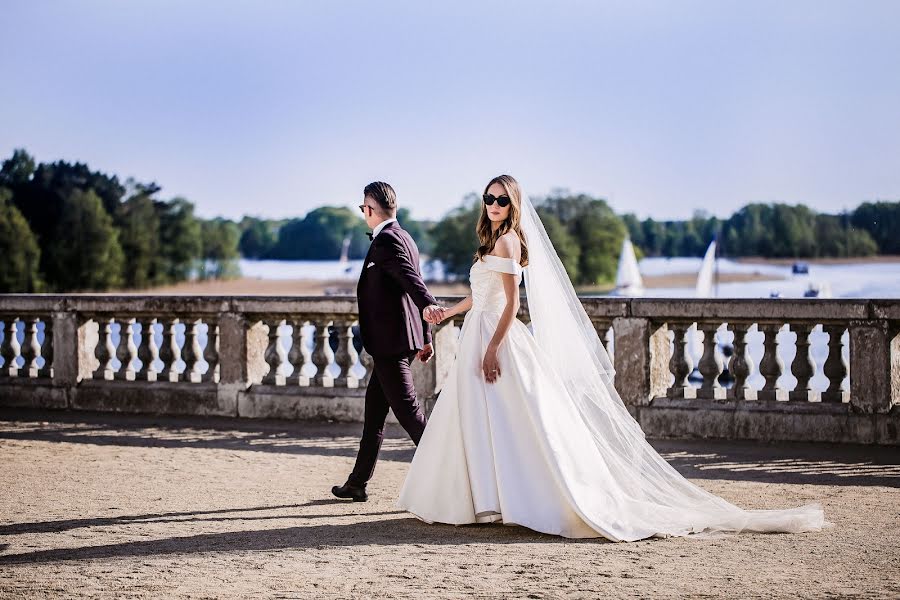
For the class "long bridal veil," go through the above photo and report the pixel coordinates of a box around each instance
[517,187,827,538]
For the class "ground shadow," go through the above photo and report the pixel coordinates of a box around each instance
[0,408,415,463]
[1,408,898,487]
[0,517,611,565]
[0,501,403,537]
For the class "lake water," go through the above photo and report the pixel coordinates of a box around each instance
[240,256,900,298]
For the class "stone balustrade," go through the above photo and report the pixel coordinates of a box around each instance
[0,295,897,444]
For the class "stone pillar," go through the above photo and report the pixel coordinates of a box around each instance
[613,317,668,406]
[849,320,897,413]
[51,312,79,394]
[216,311,247,416]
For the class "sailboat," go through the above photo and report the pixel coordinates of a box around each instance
[338,234,352,274]
[695,239,717,298]
[689,238,731,389]
[613,238,645,296]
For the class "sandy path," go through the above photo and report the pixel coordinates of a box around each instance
[0,409,898,599]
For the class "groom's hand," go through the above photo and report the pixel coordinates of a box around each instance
[424,305,446,324]
[417,343,434,363]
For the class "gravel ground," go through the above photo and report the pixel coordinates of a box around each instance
[0,408,898,599]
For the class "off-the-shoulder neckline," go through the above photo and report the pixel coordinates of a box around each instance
[484,254,517,261]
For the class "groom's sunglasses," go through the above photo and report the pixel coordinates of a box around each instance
[483,194,511,207]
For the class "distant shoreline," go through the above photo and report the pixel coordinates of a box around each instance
[119,271,784,296]
[108,256,900,296]
[735,254,900,266]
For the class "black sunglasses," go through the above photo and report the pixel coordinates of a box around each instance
[483,194,511,207]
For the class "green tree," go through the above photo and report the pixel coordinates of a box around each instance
[621,213,644,248]
[44,189,124,291]
[851,201,900,254]
[269,206,368,260]
[0,188,42,292]
[155,198,202,282]
[536,207,581,282]
[397,207,433,255]
[537,193,626,285]
[238,217,278,259]
[429,194,481,279]
[200,218,241,279]
[640,218,666,256]
[814,214,878,257]
[116,193,161,289]
[0,149,36,188]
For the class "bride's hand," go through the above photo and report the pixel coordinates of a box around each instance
[424,305,447,324]
[482,346,501,384]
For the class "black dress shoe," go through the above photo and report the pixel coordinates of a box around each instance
[331,482,368,502]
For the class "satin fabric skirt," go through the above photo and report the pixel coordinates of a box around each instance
[397,309,826,541]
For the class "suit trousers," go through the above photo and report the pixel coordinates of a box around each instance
[348,349,427,486]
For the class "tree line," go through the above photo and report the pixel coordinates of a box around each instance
[621,202,898,260]
[1,147,897,292]
[429,195,900,284]
[0,149,240,292]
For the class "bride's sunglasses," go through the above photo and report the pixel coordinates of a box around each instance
[483,194,511,207]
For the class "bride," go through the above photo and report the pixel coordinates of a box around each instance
[397,174,828,541]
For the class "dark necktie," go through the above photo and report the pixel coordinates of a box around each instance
[366,231,374,241]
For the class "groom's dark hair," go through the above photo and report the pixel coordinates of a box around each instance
[364,181,397,216]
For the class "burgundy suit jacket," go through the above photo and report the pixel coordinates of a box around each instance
[357,221,437,358]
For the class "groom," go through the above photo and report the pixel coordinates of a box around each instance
[332,181,444,502]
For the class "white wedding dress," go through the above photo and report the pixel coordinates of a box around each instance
[397,240,827,540]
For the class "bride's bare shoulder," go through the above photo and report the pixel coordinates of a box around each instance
[491,231,522,261]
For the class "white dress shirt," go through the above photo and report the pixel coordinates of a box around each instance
[372,217,398,238]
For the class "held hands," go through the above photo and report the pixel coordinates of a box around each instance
[482,345,501,384]
[423,305,447,324]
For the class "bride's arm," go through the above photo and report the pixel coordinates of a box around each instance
[443,295,473,319]
[483,236,521,383]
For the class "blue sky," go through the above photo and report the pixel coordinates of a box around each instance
[2,1,898,222]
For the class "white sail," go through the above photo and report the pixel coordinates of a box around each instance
[338,235,351,265]
[695,240,717,298]
[614,238,644,296]
[689,239,719,381]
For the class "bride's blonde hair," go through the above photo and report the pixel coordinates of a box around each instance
[474,174,529,267]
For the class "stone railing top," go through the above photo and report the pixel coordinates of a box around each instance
[0,295,897,323]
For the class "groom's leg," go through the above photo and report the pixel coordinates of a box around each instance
[348,368,390,487]
[375,350,427,445]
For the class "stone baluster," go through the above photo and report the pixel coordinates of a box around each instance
[358,346,374,386]
[697,322,725,400]
[93,317,116,380]
[20,317,41,377]
[592,319,612,352]
[38,318,53,378]
[182,318,203,383]
[261,318,283,385]
[0,318,18,376]
[821,324,849,403]
[312,319,334,386]
[757,322,785,401]
[789,322,817,402]
[667,322,695,399]
[136,319,157,381]
[114,318,137,380]
[202,320,219,383]
[286,317,307,386]
[332,319,356,387]
[727,322,754,400]
[157,317,180,382]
